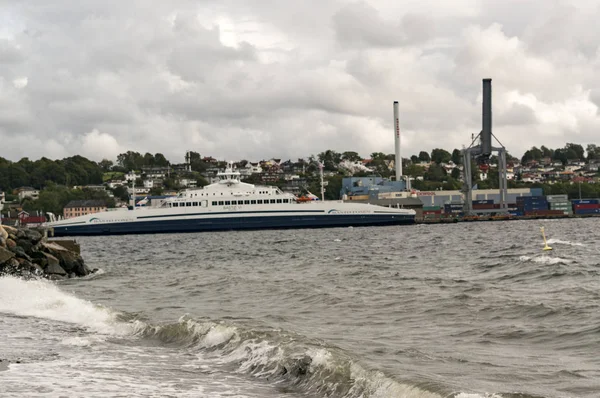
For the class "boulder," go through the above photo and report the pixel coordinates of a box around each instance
[2,226,17,235]
[6,239,16,249]
[22,229,43,244]
[0,246,16,264]
[41,241,69,255]
[0,226,7,241]
[16,239,34,255]
[0,237,5,248]
[41,252,60,270]
[52,250,82,273]
[10,246,32,261]
[45,260,67,276]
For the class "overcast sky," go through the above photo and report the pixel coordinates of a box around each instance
[1,0,600,164]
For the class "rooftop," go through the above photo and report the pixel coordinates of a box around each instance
[64,200,107,209]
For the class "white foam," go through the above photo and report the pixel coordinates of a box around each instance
[519,255,572,265]
[202,324,237,348]
[0,276,132,336]
[546,238,585,247]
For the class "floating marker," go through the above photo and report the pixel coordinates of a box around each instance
[540,227,553,251]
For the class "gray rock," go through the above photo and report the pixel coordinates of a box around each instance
[6,239,16,249]
[16,239,34,255]
[0,246,16,264]
[22,229,42,244]
[47,274,66,281]
[2,226,17,235]
[10,246,32,261]
[45,260,67,276]
[0,237,5,248]
[53,250,82,274]
[41,252,60,269]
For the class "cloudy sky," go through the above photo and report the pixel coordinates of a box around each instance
[1,0,600,164]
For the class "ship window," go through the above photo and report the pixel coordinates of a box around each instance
[218,201,224,205]
[186,202,192,207]
[270,199,276,204]
[257,200,263,204]
[244,200,250,205]
[231,200,237,205]
[173,203,179,207]
[277,199,282,203]
[192,202,198,206]
[251,200,256,204]
[283,199,289,203]
[212,201,217,206]
[225,201,231,205]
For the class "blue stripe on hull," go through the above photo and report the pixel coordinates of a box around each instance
[51,214,415,237]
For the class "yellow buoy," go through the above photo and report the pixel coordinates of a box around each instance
[540,227,553,251]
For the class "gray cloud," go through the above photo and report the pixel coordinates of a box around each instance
[1,0,600,163]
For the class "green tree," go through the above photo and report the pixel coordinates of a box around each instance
[540,145,553,158]
[318,150,342,172]
[117,151,144,171]
[341,151,362,162]
[424,163,446,181]
[99,159,114,172]
[565,143,585,160]
[430,148,451,164]
[451,149,462,165]
[112,185,130,202]
[418,151,430,162]
[586,144,600,160]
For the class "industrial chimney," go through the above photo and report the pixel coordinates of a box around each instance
[393,101,402,181]
[481,78,492,157]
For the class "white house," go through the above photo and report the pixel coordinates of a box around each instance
[107,180,126,189]
[16,187,39,201]
[125,172,140,182]
[178,178,197,188]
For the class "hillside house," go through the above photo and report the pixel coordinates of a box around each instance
[63,200,107,219]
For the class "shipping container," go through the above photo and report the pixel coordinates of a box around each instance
[574,203,600,210]
[525,210,568,216]
[423,206,442,211]
[473,199,494,204]
[548,200,570,205]
[517,196,546,202]
[571,199,599,205]
[472,204,496,209]
[574,208,600,215]
[546,194,569,201]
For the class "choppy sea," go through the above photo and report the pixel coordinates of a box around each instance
[1,218,600,397]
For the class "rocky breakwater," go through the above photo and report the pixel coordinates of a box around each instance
[0,225,96,280]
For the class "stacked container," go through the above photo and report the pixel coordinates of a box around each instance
[422,206,442,219]
[572,199,600,215]
[547,194,573,215]
[472,199,496,211]
[516,196,551,216]
[444,202,463,215]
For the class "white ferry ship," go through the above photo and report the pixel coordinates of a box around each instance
[46,163,415,236]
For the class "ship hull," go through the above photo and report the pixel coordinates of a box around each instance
[50,213,415,237]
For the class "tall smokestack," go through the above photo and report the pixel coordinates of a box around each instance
[481,78,492,157]
[393,101,402,181]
